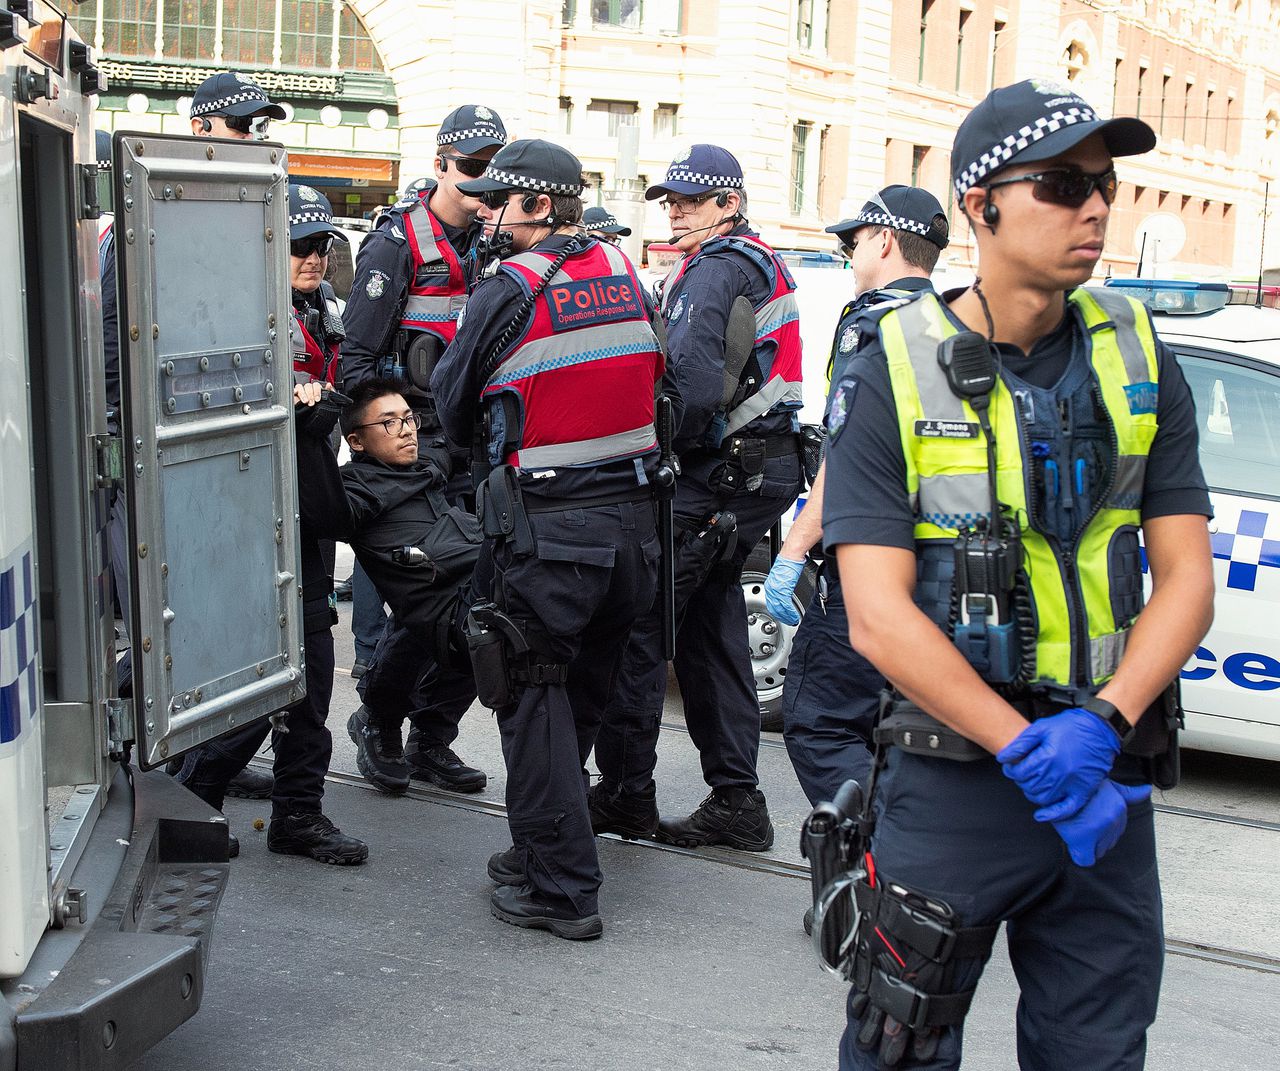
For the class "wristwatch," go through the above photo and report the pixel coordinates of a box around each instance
[1081,696,1136,746]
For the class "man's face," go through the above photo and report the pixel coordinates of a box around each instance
[190,113,269,140]
[476,189,549,253]
[978,134,1114,290]
[663,190,736,254]
[289,234,332,294]
[347,393,419,466]
[842,225,888,295]
[434,146,500,215]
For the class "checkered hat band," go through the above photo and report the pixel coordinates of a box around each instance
[290,208,332,226]
[953,106,1096,197]
[597,214,621,227]
[190,88,270,118]
[439,125,503,146]
[852,211,931,236]
[665,166,743,189]
[481,166,581,195]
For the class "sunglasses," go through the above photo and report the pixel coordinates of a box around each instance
[221,113,271,138]
[290,235,334,258]
[441,154,489,179]
[984,167,1119,209]
[478,189,515,210]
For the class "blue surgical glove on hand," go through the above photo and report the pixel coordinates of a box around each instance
[1049,778,1151,866]
[996,707,1122,820]
[763,555,806,625]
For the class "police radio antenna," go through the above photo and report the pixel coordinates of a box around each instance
[1257,181,1270,309]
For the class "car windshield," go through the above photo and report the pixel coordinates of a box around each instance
[1178,351,1280,499]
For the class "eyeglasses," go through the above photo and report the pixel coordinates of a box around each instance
[354,412,423,436]
[290,235,334,259]
[659,192,718,215]
[441,153,489,179]
[478,189,515,210]
[983,167,1119,209]
[219,113,271,138]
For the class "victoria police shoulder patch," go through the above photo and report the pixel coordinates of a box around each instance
[838,324,858,354]
[826,377,858,443]
[365,270,389,300]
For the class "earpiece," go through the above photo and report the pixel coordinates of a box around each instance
[715,191,730,208]
[437,154,448,173]
[982,197,999,226]
[521,194,539,214]
[200,118,213,133]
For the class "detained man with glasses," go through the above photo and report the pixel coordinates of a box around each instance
[822,80,1213,1070]
[341,104,506,798]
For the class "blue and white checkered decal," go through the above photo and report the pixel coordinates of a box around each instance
[0,544,38,745]
[1212,510,1280,592]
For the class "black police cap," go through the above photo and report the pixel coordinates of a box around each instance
[582,206,631,236]
[436,104,507,155]
[288,184,348,242]
[951,78,1155,201]
[190,72,286,120]
[825,185,949,250]
[456,139,584,197]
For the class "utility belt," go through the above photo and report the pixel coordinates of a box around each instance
[710,433,798,497]
[874,683,1183,789]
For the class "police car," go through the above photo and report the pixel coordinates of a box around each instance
[1104,279,1280,762]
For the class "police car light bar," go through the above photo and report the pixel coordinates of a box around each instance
[1106,278,1280,314]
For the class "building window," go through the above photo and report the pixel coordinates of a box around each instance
[1182,79,1193,141]
[587,99,639,137]
[593,0,641,29]
[817,125,829,211]
[1266,108,1279,141]
[989,20,1005,90]
[1062,40,1088,83]
[1112,58,1122,113]
[279,0,329,69]
[1159,74,1170,133]
[791,121,811,215]
[797,0,814,49]
[164,0,219,62]
[559,97,573,135]
[911,144,929,188]
[1205,88,1215,150]
[918,0,934,84]
[653,103,678,139]
[956,8,970,93]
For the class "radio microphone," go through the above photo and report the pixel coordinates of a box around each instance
[666,213,741,245]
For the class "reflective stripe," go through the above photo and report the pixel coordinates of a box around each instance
[892,297,968,421]
[724,376,804,436]
[403,293,465,325]
[1082,288,1152,385]
[756,293,799,336]
[516,424,657,468]
[487,321,660,387]
[506,249,573,288]
[1090,627,1130,680]
[1107,455,1147,510]
[916,473,992,530]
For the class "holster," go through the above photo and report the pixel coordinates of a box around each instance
[476,464,535,557]
[463,601,568,710]
[872,696,988,762]
[715,435,768,495]
[799,423,824,487]
[1125,680,1183,790]
[674,510,738,594]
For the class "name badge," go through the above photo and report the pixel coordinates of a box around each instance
[914,418,979,439]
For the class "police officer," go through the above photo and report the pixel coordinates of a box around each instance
[823,80,1213,1069]
[176,185,367,866]
[580,206,631,244]
[187,71,286,139]
[592,144,803,852]
[342,105,507,792]
[764,186,948,810]
[431,139,664,939]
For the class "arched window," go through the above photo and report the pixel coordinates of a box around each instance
[1062,40,1089,82]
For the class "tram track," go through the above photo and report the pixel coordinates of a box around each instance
[281,763,1280,978]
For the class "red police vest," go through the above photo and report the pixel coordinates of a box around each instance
[291,297,339,384]
[484,240,663,469]
[400,194,468,344]
[661,232,803,437]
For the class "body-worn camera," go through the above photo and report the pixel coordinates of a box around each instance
[952,519,1022,683]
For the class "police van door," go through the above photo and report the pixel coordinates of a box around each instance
[112,132,304,769]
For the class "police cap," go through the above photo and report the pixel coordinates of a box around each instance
[951,78,1155,201]
[190,71,286,120]
[456,139,585,197]
[825,185,950,250]
[436,104,507,155]
[644,144,744,200]
[581,206,631,236]
[402,175,438,198]
[288,184,348,242]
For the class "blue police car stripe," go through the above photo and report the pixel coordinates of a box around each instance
[0,545,39,745]
[1211,509,1280,592]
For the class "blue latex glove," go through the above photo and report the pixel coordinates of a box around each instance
[763,555,806,625]
[1049,779,1151,867]
[996,707,1122,821]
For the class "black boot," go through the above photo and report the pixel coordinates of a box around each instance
[490,884,603,941]
[487,845,524,886]
[226,765,273,800]
[587,782,658,840]
[347,706,410,795]
[405,738,486,793]
[267,812,368,865]
[656,787,775,851]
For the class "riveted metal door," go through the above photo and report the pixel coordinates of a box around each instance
[113,132,304,770]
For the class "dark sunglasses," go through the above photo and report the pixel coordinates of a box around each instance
[984,167,1119,209]
[221,113,270,137]
[441,154,488,179]
[478,189,515,210]
[290,235,334,258]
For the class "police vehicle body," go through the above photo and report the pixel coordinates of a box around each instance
[1,8,302,1067]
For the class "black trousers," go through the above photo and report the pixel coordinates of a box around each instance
[490,501,658,917]
[597,451,802,796]
[177,629,335,820]
[356,612,476,745]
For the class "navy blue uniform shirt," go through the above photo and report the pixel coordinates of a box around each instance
[341,193,475,393]
[823,289,1212,553]
[660,222,796,455]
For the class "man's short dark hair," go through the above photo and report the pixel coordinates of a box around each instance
[550,192,584,227]
[895,214,949,274]
[340,375,407,437]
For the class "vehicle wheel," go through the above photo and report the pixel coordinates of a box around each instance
[741,540,817,734]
